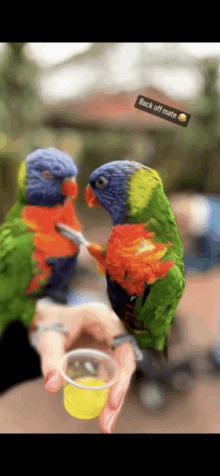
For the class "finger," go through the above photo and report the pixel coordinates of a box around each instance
[110,343,136,405]
[36,330,69,393]
[83,304,126,343]
[63,306,86,350]
[83,304,130,381]
[35,305,87,393]
[31,303,108,393]
[75,304,135,433]
[83,321,107,343]
[99,342,136,434]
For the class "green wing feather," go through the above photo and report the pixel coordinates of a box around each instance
[127,167,185,358]
[0,218,37,336]
[134,266,185,354]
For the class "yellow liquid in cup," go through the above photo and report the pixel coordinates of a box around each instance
[63,376,110,419]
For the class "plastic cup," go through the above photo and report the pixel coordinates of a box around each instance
[60,348,119,420]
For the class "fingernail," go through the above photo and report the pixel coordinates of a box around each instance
[107,413,117,433]
[45,371,56,388]
[106,392,125,433]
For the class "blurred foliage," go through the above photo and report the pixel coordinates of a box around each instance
[0,43,44,141]
[45,60,220,201]
[0,43,58,223]
[0,152,20,223]
[146,59,220,195]
[0,44,220,227]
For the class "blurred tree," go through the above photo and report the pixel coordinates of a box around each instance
[0,42,45,145]
[44,43,119,74]
[151,59,220,195]
[0,152,20,224]
[0,42,50,223]
[41,46,220,198]
[174,59,219,193]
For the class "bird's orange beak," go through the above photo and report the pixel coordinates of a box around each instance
[85,184,101,207]
[62,177,78,199]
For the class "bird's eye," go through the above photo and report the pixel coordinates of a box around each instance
[95,176,107,189]
[42,170,53,180]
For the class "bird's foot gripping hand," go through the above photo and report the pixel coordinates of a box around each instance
[56,223,106,274]
[111,334,144,362]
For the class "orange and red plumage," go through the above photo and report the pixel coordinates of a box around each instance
[100,224,175,296]
[22,198,81,294]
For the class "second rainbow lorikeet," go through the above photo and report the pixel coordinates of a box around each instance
[56,160,185,361]
[0,148,81,337]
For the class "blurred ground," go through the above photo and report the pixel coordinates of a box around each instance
[0,267,220,433]
[1,374,219,434]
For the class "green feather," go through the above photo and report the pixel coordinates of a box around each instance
[17,161,27,203]
[134,267,185,352]
[0,159,41,336]
[126,167,185,358]
[0,218,37,336]
[6,161,28,223]
[127,168,162,217]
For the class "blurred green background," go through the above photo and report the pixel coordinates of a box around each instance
[0,42,220,228]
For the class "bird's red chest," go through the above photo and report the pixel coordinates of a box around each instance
[105,224,175,296]
[22,198,81,295]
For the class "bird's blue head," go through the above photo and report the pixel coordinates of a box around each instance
[23,148,78,207]
[85,160,147,225]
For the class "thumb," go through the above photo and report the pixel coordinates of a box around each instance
[31,303,87,394]
[38,330,67,394]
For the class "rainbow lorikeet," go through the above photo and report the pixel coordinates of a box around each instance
[0,148,81,336]
[57,160,185,361]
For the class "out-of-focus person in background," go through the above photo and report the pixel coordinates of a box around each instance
[169,193,220,274]
[169,192,220,370]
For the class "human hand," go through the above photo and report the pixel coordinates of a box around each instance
[29,301,137,433]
